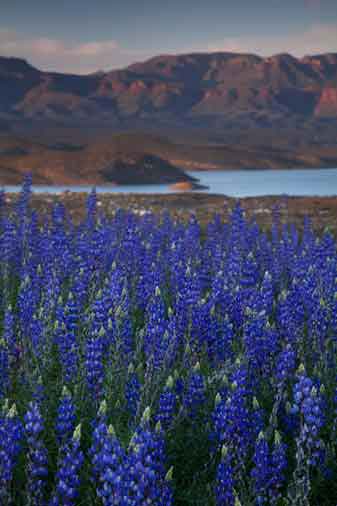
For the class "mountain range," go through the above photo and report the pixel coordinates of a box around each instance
[1,51,337,184]
[1,52,337,124]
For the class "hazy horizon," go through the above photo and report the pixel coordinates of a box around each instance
[1,0,337,73]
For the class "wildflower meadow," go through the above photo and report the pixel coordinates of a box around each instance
[0,176,336,505]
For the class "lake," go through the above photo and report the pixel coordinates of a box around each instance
[2,168,337,197]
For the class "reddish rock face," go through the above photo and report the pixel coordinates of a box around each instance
[97,79,127,95]
[1,52,337,123]
[129,81,147,95]
[315,87,337,116]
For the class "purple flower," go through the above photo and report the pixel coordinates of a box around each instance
[95,425,127,505]
[55,387,76,445]
[24,401,48,505]
[126,407,174,505]
[125,364,141,421]
[49,424,84,506]
[0,403,23,503]
[184,362,206,418]
[275,345,296,386]
[89,400,109,483]
[155,376,177,430]
[269,431,287,504]
[0,340,9,399]
[291,365,324,465]
[215,445,235,506]
[251,432,270,505]
[85,327,105,401]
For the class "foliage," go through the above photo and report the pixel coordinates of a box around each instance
[0,177,337,505]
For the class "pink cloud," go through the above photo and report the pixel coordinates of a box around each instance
[0,21,336,75]
[304,0,321,7]
[203,22,337,57]
[0,29,148,73]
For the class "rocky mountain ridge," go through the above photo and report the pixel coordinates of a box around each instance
[1,52,337,125]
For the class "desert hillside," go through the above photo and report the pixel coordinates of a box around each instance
[1,52,337,126]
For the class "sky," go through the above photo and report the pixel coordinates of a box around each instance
[0,0,337,74]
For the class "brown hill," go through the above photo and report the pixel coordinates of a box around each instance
[1,52,337,126]
[1,52,337,184]
[1,131,337,185]
[0,133,201,185]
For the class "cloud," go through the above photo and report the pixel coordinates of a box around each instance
[203,22,337,57]
[304,0,321,7]
[304,0,320,6]
[0,21,336,74]
[0,29,148,73]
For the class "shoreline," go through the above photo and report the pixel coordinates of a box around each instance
[2,191,337,232]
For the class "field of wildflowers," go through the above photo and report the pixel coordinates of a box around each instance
[0,176,336,505]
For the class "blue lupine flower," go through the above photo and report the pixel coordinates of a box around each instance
[24,401,48,505]
[50,424,84,506]
[126,407,174,505]
[85,327,105,401]
[95,425,127,505]
[215,445,235,506]
[55,387,76,445]
[156,376,177,430]
[89,400,109,483]
[144,286,168,371]
[275,345,296,386]
[251,432,270,505]
[288,365,325,504]
[125,364,141,421]
[184,362,206,418]
[291,365,324,465]
[55,300,79,385]
[212,365,254,462]
[0,340,9,399]
[0,403,23,503]
[2,305,16,365]
[269,431,287,504]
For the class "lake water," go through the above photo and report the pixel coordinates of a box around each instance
[2,168,337,197]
